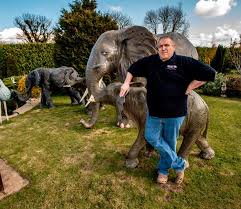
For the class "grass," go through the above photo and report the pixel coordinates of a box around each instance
[0,95,241,209]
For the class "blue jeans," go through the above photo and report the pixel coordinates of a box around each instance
[144,113,185,175]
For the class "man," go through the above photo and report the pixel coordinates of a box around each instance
[119,36,216,184]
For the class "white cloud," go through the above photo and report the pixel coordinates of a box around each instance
[0,27,23,43]
[190,25,240,46]
[108,5,122,12]
[195,0,237,17]
[190,33,213,47]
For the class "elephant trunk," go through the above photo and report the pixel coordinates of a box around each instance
[79,66,106,128]
[85,66,106,102]
[80,102,100,128]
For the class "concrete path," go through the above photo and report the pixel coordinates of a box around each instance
[1,98,40,122]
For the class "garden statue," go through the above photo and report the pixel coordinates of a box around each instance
[80,26,215,168]
[221,81,227,97]
[22,66,85,108]
[0,79,11,123]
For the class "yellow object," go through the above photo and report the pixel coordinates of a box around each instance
[17,75,41,98]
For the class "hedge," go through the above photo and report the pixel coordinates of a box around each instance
[0,43,55,79]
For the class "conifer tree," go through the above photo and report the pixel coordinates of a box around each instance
[211,45,226,73]
[54,0,118,75]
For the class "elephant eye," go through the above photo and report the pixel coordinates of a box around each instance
[101,51,109,56]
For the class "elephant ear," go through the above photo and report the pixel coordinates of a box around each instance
[156,33,199,60]
[117,26,157,81]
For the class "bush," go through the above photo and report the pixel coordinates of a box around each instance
[2,76,22,90]
[201,73,226,96]
[226,75,241,97]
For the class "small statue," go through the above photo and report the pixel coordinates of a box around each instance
[221,81,227,97]
[0,79,11,123]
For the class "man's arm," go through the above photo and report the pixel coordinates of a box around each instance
[185,80,206,95]
[119,72,133,97]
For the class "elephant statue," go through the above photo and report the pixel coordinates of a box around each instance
[81,82,214,167]
[79,26,215,167]
[23,66,85,108]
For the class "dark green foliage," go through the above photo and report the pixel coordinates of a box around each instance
[196,47,209,63]
[211,45,227,73]
[2,76,22,89]
[0,43,55,79]
[54,0,118,76]
[201,73,226,96]
[226,75,241,97]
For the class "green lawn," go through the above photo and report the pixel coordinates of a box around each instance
[0,95,240,209]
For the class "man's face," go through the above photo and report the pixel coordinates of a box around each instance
[158,38,175,61]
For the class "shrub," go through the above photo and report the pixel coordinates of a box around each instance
[201,73,226,96]
[226,75,241,97]
[3,76,22,90]
[210,45,227,73]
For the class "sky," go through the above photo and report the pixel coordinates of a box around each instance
[0,0,240,46]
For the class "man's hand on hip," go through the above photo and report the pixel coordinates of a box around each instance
[119,83,130,97]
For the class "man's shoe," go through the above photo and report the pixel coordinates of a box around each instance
[157,173,168,184]
[175,159,188,184]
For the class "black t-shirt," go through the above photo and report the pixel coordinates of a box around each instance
[128,53,216,118]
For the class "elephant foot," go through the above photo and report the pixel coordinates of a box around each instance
[125,158,139,168]
[199,148,215,160]
[39,103,45,109]
[117,121,131,128]
[116,119,134,128]
[71,101,79,105]
[80,119,94,129]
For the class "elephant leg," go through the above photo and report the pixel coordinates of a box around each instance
[40,88,46,108]
[116,97,132,128]
[126,129,146,168]
[42,88,54,108]
[144,141,155,158]
[115,97,125,127]
[66,88,81,105]
[177,131,200,163]
[195,136,215,159]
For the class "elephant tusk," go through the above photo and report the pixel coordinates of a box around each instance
[98,77,106,89]
[80,88,89,103]
[85,94,96,107]
[98,78,103,88]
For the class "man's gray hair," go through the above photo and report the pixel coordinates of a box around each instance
[157,35,176,46]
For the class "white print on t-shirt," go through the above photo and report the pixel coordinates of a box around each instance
[166,65,177,71]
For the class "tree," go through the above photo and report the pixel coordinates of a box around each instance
[108,11,133,29]
[54,0,117,75]
[211,45,227,73]
[169,3,190,36]
[14,13,52,43]
[144,10,159,34]
[157,6,171,33]
[228,36,241,76]
[157,3,190,36]
[145,3,190,36]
